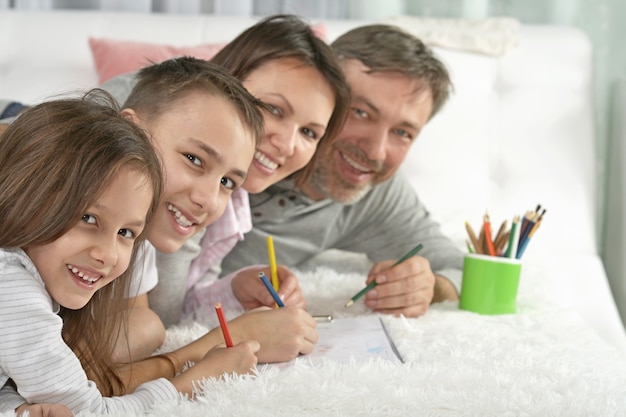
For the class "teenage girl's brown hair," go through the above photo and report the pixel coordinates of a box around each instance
[124,56,266,147]
[210,14,351,186]
[0,89,164,396]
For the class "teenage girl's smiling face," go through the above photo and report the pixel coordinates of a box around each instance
[241,57,335,193]
[25,168,153,310]
[125,91,255,253]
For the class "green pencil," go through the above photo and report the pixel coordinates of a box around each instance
[345,243,424,307]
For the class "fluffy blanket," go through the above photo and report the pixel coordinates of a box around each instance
[7,257,626,417]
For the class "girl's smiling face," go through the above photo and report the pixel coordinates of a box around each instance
[241,57,335,193]
[25,167,153,310]
[124,91,255,253]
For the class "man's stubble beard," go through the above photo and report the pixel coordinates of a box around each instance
[305,157,373,205]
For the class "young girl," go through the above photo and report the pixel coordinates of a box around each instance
[0,91,259,415]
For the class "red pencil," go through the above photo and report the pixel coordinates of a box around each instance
[214,302,234,347]
[483,213,496,256]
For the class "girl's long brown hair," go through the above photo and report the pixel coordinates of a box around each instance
[0,89,163,396]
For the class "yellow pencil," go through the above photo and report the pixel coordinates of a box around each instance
[266,235,279,292]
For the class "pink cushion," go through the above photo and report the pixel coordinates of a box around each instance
[88,38,226,84]
[88,24,327,84]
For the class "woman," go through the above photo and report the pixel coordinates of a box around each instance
[182,14,351,321]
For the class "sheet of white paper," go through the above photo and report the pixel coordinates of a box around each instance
[313,316,402,363]
[266,316,403,368]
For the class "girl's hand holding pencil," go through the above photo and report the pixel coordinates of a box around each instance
[172,338,260,393]
[466,205,545,259]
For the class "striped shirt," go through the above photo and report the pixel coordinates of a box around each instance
[0,248,179,414]
[187,188,251,290]
[183,188,252,318]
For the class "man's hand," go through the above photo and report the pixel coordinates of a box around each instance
[231,265,306,310]
[432,274,459,303]
[363,256,436,317]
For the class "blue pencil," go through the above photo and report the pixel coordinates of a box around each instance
[516,218,542,259]
[259,271,284,308]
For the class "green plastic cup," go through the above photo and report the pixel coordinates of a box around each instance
[459,253,522,314]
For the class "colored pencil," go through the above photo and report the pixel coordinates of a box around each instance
[517,217,536,254]
[494,230,510,256]
[504,215,520,258]
[478,227,486,254]
[313,315,334,322]
[483,213,496,256]
[493,220,509,255]
[517,218,542,259]
[345,243,424,307]
[266,235,279,291]
[518,211,534,245]
[214,303,233,347]
[466,239,475,254]
[465,221,481,254]
[493,220,507,244]
[259,271,285,308]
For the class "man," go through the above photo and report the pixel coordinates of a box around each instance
[221,24,462,318]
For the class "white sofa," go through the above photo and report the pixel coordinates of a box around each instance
[1,10,626,416]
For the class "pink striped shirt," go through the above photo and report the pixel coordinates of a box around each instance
[184,188,252,317]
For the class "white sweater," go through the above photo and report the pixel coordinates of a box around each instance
[0,248,179,414]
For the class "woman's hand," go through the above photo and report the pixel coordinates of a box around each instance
[231,265,306,310]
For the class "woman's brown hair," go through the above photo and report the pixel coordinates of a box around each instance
[0,89,164,396]
[210,14,351,186]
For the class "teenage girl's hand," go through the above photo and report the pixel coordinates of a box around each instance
[231,265,306,310]
[229,306,318,363]
[16,403,74,417]
[171,340,259,396]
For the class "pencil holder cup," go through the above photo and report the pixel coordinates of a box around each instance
[459,254,522,315]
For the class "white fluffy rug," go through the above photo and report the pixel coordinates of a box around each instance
[7,257,626,416]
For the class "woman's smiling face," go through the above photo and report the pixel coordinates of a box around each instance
[241,57,336,194]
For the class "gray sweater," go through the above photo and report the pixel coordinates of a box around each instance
[221,173,463,290]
